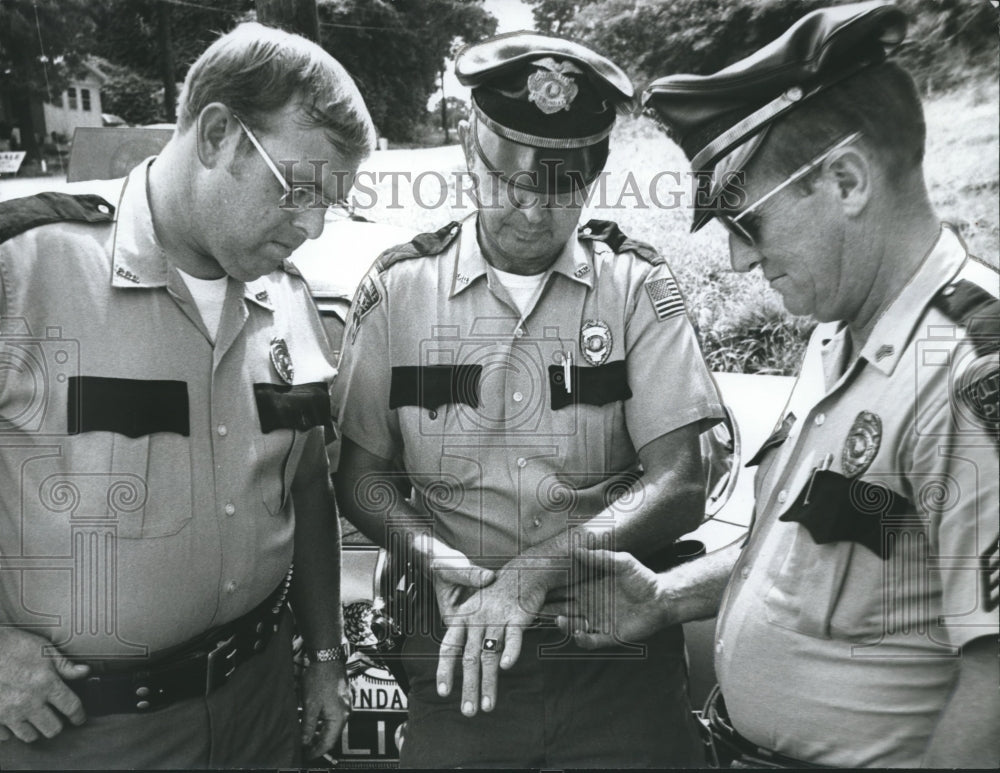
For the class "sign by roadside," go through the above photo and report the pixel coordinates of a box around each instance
[0,151,26,174]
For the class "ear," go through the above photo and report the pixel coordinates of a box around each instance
[826,147,871,217]
[195,103,238,170]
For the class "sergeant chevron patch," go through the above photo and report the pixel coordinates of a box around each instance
[645,276,684,321]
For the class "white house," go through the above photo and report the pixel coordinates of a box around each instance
[41,58,108,141]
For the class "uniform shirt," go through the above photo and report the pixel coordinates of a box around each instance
[715,227,999,767]
[333,215,724,564]
[0,162,336,657]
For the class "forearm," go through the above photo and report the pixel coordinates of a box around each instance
[290,434,345,649]
[922,635,999,768]
[333,436,459,572]
[655,540,741,626]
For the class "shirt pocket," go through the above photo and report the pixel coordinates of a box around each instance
[65,376,193,539]
[108,432,193,539]
[253,382,332,517]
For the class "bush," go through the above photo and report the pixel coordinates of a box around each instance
[100,66,163,126]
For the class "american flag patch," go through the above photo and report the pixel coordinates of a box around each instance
[645,277,685,321]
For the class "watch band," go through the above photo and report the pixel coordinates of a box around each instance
[304,644,350,665]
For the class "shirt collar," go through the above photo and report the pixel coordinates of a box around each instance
[450,214,595,298]
[110,159,172,289]
[859,225,968,376]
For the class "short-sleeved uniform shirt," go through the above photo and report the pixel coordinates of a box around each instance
[715,228,1000,767]
[333,215,725,565]
[0,163,336,657]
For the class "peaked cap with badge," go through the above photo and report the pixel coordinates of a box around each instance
[455,31,637,193]
[642,0,908,231]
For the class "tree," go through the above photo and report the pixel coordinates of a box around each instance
[258,0,320,40]
[431,95,469,131]
[0,0,95,156]
[88,0,253,122]
[527,0,597,35]
[319,0,496,142]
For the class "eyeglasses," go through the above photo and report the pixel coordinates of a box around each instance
[717,131,863,247]
[231,113,344,211]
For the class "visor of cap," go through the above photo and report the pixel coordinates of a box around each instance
[471,114,608,194]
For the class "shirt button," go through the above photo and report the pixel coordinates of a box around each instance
[514,327,524,338]
[715,640,724,654]
[740,566,750,579]
[225,580,237,594]
[777,490,788,504]
[814,413,825,426]
[512,391,524,403]
[532,517,541,528]
[217,424,228,437]
[97,204,111,214]
[224,502,236,516]
[428,409,438,420]
[516,457,527,468]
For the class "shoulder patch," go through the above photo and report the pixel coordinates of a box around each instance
[375,221,461,273]
[0,192,115,244]
[578,219,663,265]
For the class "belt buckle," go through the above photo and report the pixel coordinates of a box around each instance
[205,634,237,694]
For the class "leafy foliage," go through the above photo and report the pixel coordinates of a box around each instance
[543,0,996,89]
[97,60,164,126]
[319,0,496,142]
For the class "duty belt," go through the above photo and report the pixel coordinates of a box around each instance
[702,684,830,769]
[69,566,294,716]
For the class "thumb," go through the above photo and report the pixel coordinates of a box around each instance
[438,564,496,588]
[571,546,624,573]
[52,654,90,681]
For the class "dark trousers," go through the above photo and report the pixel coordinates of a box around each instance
[0,616,300,771]
[398,619,705,768]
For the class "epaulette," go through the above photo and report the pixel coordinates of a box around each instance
[932,278,1000,358]
[0,192,115,245]
[374,221,461,273]
[578,219,663,265]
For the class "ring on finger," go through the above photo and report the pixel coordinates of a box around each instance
[482,637,501,653]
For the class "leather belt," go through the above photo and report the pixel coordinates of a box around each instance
[703,684,829,769]
[69,567,294,716]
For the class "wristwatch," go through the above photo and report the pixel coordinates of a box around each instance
[304,643,350,666]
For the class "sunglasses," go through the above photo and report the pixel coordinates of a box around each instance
[231,113,345,211]
[716,131,863,247]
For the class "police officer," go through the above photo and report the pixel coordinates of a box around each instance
[560,2,999,768]
[0,23,374,769]
[333,31,726,768]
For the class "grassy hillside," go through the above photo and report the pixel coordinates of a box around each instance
[354,78,999,374]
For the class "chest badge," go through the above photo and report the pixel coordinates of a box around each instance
[270,338,295,385]
[580,320,612,366]
[842,411,882,477]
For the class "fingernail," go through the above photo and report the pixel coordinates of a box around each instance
[482,696,492,711]
[463,701,474,715]
[501,656,511,668]
[438,682,448,695]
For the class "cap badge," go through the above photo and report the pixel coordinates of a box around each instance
[528,57,582,115]
[842,410,882,477]
[580,320,612,366]
[270,337,294,385]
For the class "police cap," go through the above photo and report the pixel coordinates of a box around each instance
[642,1,907,230]
[455,31,636,193]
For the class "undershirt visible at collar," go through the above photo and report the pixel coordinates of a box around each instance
[491,266,547,317]
[176,269,228,342]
